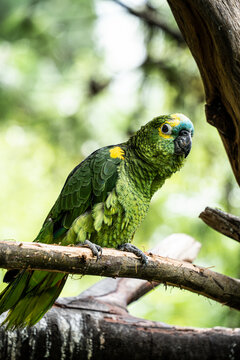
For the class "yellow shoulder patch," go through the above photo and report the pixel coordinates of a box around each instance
[109,146,125,160]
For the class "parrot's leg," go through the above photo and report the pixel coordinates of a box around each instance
[118,243,148,265]
[83,240,102,260]
[76,240,102,260]
[65,213,102,260]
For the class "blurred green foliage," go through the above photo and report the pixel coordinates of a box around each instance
[0,0,239,328]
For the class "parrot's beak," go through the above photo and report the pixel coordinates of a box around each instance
[174,130,192,158]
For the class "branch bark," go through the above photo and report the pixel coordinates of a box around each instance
[0,238,240,310]
[0,308,238,360]
[0,235,239,360]
[57,233,201,309]
[199,206,240,243]
[167,0,240,185]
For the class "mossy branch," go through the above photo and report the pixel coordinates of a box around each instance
[0,239,240,310]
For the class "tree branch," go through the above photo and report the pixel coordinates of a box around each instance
[113,0,185,44]
[0,239,240,310]
[0,235,239,360]
[0,307,238,360]
[167,0,240,185]
[199,207,240,243]
[57,233,201,309]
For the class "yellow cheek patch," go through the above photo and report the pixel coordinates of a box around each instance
[109,146,125,160]
[158,130,171,139]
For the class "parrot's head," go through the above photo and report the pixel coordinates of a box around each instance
[131,113,194,174]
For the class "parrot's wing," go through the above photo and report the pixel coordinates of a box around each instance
[45,145,124,237]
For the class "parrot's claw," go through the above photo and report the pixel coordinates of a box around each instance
[83,240,102,261]
[118,243,148,265]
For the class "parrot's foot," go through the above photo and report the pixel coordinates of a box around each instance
[83,240,102,260]
[118,243,148,265]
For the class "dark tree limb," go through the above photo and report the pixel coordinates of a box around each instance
[199,207,240,243]
[167,0,240,185]
[0,235,239,360]
[0,307,238,360]
[0,238,240,310]
[113,0,185,44]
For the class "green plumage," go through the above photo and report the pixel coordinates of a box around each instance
[0,113,194,329]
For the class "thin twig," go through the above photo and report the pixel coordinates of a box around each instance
[113,0,185,44]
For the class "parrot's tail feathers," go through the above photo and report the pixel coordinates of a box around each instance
[0,270,68,330]
[0,270,31,313]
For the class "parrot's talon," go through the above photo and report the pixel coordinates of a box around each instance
[118,243,148,265]
[83,240,102,260]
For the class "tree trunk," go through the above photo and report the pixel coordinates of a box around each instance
[167,0,240,184]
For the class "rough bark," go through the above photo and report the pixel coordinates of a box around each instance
[1,308,239,360]
[167,0,240,185]
[1,235,239,360]
[0,238,240,310]
[57,233,201,308]
[199,207,240,243]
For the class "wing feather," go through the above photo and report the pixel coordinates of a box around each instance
[39,146,123,239]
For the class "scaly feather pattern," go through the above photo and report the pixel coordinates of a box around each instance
[0,113,194,328]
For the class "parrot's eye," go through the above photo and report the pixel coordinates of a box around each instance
[161,123,172,135]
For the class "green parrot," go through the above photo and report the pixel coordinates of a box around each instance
[0,113,194,329]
